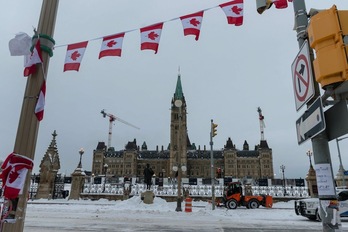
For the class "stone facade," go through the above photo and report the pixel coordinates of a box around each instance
[305,164,318,198]
[91,139,273,180]
[91,74,274,180]
[36,130,61,199]
[69,167,86,200]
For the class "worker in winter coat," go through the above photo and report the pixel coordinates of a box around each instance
[144,164,154,190]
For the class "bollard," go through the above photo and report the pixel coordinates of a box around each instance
[185,197,192,213]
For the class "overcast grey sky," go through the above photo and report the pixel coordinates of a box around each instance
[1,0,348,179]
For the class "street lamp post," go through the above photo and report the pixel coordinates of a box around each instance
[336,136,348,187]
[90,173,95,193]
[280,165,286,196]
[174,99,183,212]
[30,174,35,200]
[103,163,108,193]
[306,150,313,167]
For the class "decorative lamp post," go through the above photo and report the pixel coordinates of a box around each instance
[336,137,348,187]
[280,165,286,196]
[78,148,84,169]
[30,173,36,200]
[174,99,183,212]
[90,173,95,193]
[103,163,108,193]
[306,149,313,167]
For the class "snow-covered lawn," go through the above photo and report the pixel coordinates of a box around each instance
[22,197,348,231]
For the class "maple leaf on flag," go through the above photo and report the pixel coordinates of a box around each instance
[189,18,200,27]
[220,1,243,26]
[180,11,204,40]
[107,40,117,48]
[71,51,81,61]
[140,23,163,54]
[232,6,242,15]
[8,170,19,184]
[148,31,159,41]
[64,41,88,72]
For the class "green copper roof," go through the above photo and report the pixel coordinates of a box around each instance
[174,74,184,100]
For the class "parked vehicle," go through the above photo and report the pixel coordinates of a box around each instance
[294,190,348,221]
[220,182,273,209]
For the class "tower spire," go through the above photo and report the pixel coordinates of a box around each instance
[49,130,58,148]
[174,70,184,100]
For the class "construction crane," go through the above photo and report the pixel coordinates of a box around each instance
[257,107,266,141]
[100,109,140,148]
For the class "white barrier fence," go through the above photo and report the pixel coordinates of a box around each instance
[83,183,309,198]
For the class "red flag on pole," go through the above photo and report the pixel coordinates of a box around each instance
[0,153,33,199]
[23,39,43,77]
[35,80,46,121]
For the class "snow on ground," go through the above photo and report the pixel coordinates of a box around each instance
[22,197,348,231]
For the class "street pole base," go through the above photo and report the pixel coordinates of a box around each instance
[175,198,182,212]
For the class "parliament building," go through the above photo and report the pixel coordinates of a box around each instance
[91,74,274,181]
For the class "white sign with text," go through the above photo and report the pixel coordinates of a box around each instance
[315,163,336,196]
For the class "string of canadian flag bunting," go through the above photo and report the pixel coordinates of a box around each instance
[61,0,246,72]
[57,0,290,72]
[19,0,291,122]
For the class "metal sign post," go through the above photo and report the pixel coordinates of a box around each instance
[292,1,340,231]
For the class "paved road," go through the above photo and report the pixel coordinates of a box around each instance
[23,212,347,232]
[23,223,345,232]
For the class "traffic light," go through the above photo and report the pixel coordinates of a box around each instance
[256,0,288,14]
[307,5,348,89]
[211,122,218,137]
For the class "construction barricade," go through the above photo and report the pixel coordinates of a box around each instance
[185,197,192,213]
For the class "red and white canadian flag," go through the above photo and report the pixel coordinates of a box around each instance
[64,41,88,72]
[23,39,43,77]
[273,0,288,9]
[99,33,125,59]
[220,0,244,26]
[180,11,204,41]
[0,153,33,199]
[35,80,46,121]
[140,23,164,54]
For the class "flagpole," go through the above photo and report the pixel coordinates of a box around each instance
[2,0,59,231]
